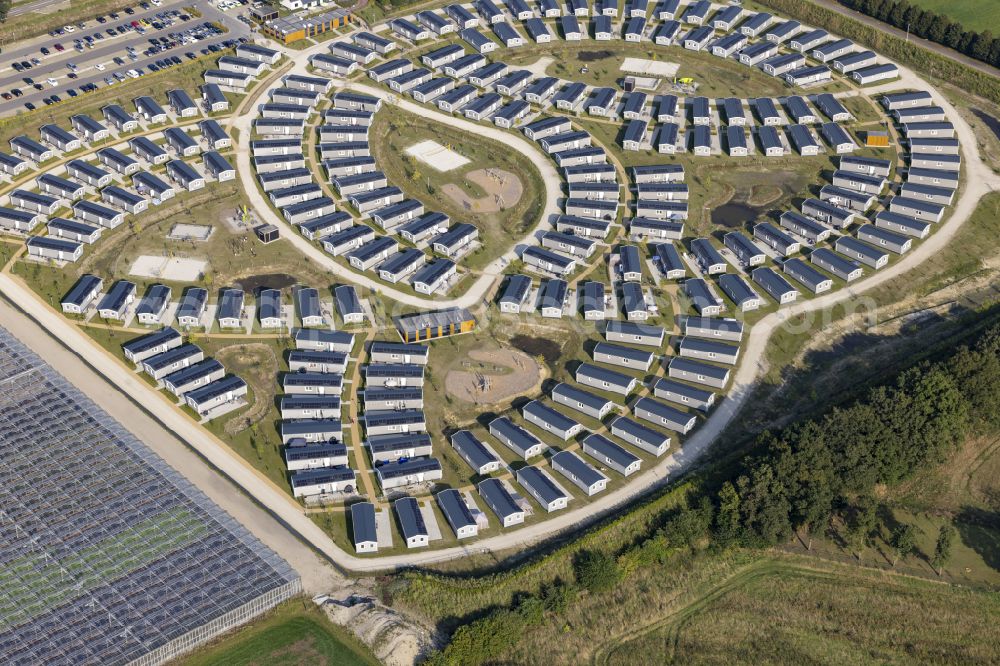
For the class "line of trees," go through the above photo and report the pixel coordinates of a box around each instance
[425,321,1000,664]
[841,0,1000,69]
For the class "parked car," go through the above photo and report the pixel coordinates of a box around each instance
[25,102,36,110]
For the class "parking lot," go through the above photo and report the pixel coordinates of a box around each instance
[0,0,252,117]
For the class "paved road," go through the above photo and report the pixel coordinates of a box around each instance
[231,36,565,309]
[0,0,249,116]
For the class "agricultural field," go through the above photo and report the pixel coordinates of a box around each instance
[179,600,379,666]
[907,0,999,34]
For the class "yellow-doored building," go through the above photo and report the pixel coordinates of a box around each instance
[263,9,352,44]
[397,308,476,343]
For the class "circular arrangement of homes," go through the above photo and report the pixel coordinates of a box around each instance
[0,0,965,560]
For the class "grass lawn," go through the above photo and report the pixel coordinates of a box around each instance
[502,41,841,98]
[600,557,1000,665]
[179,599,379,666]
[367,103,545,272]
[907,0,1000,34]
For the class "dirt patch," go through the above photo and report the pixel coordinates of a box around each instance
[445,348,542,405]
[441,168,523,213]
[215,343,278,436]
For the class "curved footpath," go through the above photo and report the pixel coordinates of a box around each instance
[232,37,563,309]
[0,35,997,576]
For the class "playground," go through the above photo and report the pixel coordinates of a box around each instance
[445,347,543,406]
[442,168,523,213]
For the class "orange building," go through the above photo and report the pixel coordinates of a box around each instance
[865,131,890,147]
[262,9,352,44]
[397,308,476,343]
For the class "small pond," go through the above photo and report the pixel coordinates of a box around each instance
[712,201,766,228]
[236,273,298,292]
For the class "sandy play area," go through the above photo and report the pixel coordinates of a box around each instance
[129,255,207,281]
[446,348,541,404]
[442,169,523,212]
[621,57,680,78]
[405,140,471,172]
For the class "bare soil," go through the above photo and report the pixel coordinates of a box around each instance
[445,348,542,405]
[441,168,523,214]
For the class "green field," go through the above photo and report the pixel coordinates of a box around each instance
[600,559,1000,665]
[907,0,999,34]
[180,601,379,666]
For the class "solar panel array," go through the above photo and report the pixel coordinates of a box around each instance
[0,329,300,665]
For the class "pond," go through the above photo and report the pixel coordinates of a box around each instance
[511,335,563,366]
[235,273,298,293]
[578,50,614,62]
[712,201,766,228]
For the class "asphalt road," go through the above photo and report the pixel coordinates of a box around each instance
[0,0,250,116]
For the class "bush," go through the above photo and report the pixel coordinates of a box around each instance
[573,550,623,594]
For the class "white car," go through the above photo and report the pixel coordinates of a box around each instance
[63,25,75,33]
[126,68,139,78]
[46,77,58,87]
[95,62,105,71]
[151,0,162,5]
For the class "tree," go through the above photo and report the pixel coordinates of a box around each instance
[574,550,623,594]
[971,31,995,62]
[714,481,742,548]
[932,524,955,575]
[943,22,965,50]
[734,463,792,547]
[890,524,917,566]
[846,495,879,561]
[926,15,950,43]
[0,0,10,22]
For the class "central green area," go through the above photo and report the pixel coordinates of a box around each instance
[367,103,546,272]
